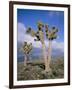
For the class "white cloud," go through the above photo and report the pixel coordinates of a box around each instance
[52,41,64,52]
[18,22,64,52]
[17,22,26,42]
[17,22,42,48]
[44,40,64,52]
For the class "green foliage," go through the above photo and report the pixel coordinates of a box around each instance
[26,21,59,43]
[26,27,31,33]
[45,25,58,40]
[22,42,32,54]
[37,21,44,30]
[26,27,36,37]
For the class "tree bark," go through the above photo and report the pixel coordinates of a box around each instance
[24,54,27,66]
[47,40,52,71]
[39,30,50,72]
[42,43,48,72]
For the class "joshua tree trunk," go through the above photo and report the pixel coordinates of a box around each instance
[47,40,52,71]
[42,43,48,72]
[24,54,27,66]
[39,30,49,72]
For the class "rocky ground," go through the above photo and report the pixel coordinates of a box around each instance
[17,59,64,80]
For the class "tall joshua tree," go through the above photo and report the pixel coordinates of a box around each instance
[21,42,32,66]
[45,24,58,71]
[26,21,48,72]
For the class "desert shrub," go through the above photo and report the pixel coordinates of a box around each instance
[42,71,55,79]
[17,65,44,80]
[35,64,45,70]
[51,59,64,78]
[17,59,64,80]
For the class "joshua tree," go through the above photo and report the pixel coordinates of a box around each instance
[45,24,58,71]
[26,21,48,72]
[21,42,32,66]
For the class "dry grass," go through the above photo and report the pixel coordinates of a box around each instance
[17,59,64,80]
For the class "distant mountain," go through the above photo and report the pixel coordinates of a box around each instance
[17,41,64,62]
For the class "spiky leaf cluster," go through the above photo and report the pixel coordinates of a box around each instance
[22,42,32,54]
[45,25,58,40]
[26,21,58,42]
[26,21,44,42]
[37,21,44,31]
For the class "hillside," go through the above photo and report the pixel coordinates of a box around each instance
[17,58,64,80]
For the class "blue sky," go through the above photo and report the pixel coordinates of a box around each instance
[17,9,64,42]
